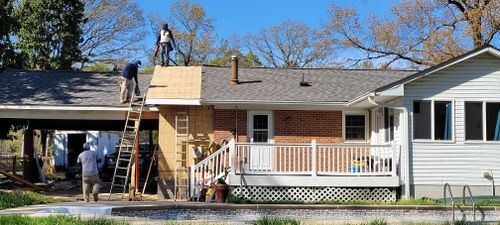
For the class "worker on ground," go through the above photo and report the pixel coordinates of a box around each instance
[77,142,100,202]
[119,60,141,104]
[156,23,176,67]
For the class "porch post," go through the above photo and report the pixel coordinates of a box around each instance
[229,138,236,176]
[311,139,317,177]
[190,161,195,198]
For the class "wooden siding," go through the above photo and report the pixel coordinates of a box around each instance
[402,53,500,186]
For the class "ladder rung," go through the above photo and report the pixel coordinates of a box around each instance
[113,184,125,188]
[116,166,129,170]
[126,125,136,130]
[176,167,189,171]
[115,175,128,179]
[176,159,187,162]
[118,158,131,162]
[177,151,188,154]
[177,119,188,122]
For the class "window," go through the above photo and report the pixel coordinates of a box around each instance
[413,101,431,139]
[465,102,483,140]
[252,115,269,142]
[413,100,452,140]
[384,108,395,142]
[464,102,500,141]
[486,103,500,141]
[345,114,366,141]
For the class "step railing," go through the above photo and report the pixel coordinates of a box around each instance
[443,183,456,222]
[190,138,234,198]
[462,184,477,221]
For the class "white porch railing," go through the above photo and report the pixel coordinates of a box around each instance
[233,140,399,177]
[190,139,233,198]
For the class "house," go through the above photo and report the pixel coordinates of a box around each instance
[0,46,499,202]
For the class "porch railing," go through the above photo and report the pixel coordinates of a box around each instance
[233,140,399,177]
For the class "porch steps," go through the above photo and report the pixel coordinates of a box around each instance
[108,94,147,200]
[175,112,190,201]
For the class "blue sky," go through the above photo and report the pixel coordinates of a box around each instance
[140,0,396,46]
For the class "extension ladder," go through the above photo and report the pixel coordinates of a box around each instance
[174,112,190,200]
[108,94,146,200]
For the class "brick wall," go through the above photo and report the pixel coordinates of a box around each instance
[214,109,248,144]
[274,110,342,144]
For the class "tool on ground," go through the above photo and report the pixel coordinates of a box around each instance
[140,144,158,195]
[108,93,146,200]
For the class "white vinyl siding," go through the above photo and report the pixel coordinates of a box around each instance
[402,53,500,186]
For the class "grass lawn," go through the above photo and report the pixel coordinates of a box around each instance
[0,215,129,225]
[0,190,53,210]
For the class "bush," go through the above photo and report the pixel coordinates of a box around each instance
[0,191,52,209]
[0,215,129,225]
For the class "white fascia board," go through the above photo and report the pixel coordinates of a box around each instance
[0,105,159,112]
[376,84,404,96]
[146,98,201,105]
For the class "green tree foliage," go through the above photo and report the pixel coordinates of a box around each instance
[82,63,112,72]
[0,0,17,70]
[15,0,84,70]
[209,49,262,67]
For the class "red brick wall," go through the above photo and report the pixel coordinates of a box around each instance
[274,110,342,144]
[214,109,247,144]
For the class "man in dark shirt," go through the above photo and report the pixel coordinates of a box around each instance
[119,60,141,103]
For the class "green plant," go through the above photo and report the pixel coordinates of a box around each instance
[254,216,299,225]
[0,190,53,209]
[0,215,129,225]
[345,220,387,225]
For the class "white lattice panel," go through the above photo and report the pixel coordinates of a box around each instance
[231,186,396,202]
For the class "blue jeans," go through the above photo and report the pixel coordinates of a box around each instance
[160,43,171,66]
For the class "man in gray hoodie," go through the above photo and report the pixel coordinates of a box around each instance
[78,142,100,202]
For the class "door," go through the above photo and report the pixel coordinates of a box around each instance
[67,133,87,169]
[248,111,274,171]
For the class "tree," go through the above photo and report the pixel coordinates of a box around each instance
[80,0,145,69]
[323,0,499,68]
[149,0,217,66]
[244,20,334,68]
[209,49,262,67]
[0,0,17,70]
[15,0,84,70]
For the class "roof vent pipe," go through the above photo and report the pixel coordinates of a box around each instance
[231,55,239,85]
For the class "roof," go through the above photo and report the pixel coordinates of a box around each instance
[0,69,152,107]
[146,66,201,104]
[375,45,500,93]
[201,66,415,104]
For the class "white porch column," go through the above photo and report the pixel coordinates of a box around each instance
[228,138,236,176]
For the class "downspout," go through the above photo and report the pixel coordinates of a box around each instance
[367,96,411,199]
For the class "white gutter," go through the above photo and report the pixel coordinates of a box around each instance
[0,105,159,111]
[201,100,346,106]
[367,96,411,199]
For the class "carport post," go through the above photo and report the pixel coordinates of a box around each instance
[22,124,38,182]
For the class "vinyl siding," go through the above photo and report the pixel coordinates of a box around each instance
[402,53,500,186]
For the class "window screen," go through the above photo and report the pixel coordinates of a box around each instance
[434,101,452,140]
[486,103,500,141]
[413,101,431,139]
[384,108,395,142]
[465,102,483,140]
[345,115,365,140]
[252,115,269,142]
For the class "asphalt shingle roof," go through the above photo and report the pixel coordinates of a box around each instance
[0,69,152,107]
[201,66,416,103]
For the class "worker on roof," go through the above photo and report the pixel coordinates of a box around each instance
[119,60,141,104]
[156,23,176,67]
[78,142,100,202]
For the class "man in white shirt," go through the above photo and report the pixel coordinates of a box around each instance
[156,23,176,66]
[77,142,100,202]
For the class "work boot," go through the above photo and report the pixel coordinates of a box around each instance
[160,62,164,66]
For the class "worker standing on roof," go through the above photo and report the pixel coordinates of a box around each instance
[119,60,141,104]
[78,142,100,202]
[156,23,176,67]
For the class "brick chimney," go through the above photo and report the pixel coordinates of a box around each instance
[230,55,239,85]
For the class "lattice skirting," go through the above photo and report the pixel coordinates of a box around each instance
[231,186,397,203]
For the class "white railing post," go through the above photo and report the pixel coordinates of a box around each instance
[311,139,317,177]
[190,162,195,198]
[229,138,236,176]
[391,145,397,177]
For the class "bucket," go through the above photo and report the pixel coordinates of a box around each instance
[215,184,229,203]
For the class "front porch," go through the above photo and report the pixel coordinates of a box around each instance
[191,139,401,201]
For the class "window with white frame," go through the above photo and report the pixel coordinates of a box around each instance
[384,107,395,142]
[413,100,452,140]
[344,113,367,141]
[465,102,500,141]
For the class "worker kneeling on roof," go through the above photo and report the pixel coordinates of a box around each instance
[119,60,141,104]
[78,142,100,202]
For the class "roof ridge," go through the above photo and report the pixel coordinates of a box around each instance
[201,64,418,72]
